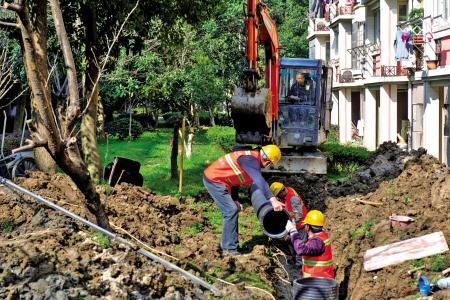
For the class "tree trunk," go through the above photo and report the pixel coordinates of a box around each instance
[186,126,194,158]
[27,0,57,174]
[208,107,215,126]
[97,97,105,137]
[128,105,132,141]
[9,0,110,230]
[80,2,102,183]
[171,122,179,179]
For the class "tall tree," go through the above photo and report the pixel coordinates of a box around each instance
[80,2,102,182]
[1,0,111,229]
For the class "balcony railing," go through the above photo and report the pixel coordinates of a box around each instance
[380,65,409,76]
[337,5,354,16]
[314,18,330,31]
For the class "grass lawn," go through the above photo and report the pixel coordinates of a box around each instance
[98,128,225,196]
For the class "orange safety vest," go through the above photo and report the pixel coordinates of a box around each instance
[284,187,308,229]
[204,150,261,192]
[302,231,334,279]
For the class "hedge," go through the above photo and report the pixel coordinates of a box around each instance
[207,126,235,152]
[105,117,144,140]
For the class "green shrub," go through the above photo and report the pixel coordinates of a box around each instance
[199,111,232,126]
[215,113,233,126]
[429,254,450,272]
[326,125,339,144]
[133,113,156,130]
[320,143,369,175]
[198,111,211,126]
[207,126,235,152]
[105,117,144,140]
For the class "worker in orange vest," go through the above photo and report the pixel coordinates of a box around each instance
[270,182,308,230]
[286,210,334,279]
[203,145,284,256]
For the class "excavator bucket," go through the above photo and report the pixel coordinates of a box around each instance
[231,87,272,144]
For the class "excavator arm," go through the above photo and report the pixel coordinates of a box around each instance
[232,0,281,143]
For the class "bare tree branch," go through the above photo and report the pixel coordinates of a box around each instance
[12,138,47,153]
[2,2,23,13]
[0,20,19,28]
[49,0,80,134]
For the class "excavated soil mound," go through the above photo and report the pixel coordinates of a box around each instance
[269,142,424,212]
[327,153,450,299]
[0,173,273,299]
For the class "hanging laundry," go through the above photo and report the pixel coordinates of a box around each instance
[344,0,355,6]
[394,29,413,61]
[311,0,325,18]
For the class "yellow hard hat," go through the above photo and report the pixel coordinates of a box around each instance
[270,182,285,197]
[304,210,325,227]
[261,145,281,165]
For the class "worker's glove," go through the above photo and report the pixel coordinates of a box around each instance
[269,196,284,212]
[234,201,243,211]
[285,220,297,235]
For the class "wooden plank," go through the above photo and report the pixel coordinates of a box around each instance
[364,232,449,271]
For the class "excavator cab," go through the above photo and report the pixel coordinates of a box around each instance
[275,58,325,148]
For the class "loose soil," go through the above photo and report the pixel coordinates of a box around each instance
[1,143,449,299]
[0,172,274,299]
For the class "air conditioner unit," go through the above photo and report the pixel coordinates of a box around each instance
[350,69,363,80]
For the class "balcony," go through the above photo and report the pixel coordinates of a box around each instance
[308,18,330,39]
[329,3,354,26]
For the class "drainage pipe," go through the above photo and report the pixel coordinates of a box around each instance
[292,277,339,300]
[0,177,222,297]
[250,187,290,239]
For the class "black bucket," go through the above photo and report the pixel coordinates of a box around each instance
[251,187,290,239]
[292,277,338,300]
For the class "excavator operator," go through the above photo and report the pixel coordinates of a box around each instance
[288,72,310,103]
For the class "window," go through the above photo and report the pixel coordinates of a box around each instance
[334,30,339,57]
[351,22,365,69]
[443,0,449,20]
[374,9,380,42]
[435,0,450,20]
[309,41,316,59]
[326,41,331,61]
[398,4,407,22]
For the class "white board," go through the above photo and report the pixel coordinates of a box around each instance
[364,231,449,271]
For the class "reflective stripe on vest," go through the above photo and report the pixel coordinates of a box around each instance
[204,150,259,189]
[302,231,334,279]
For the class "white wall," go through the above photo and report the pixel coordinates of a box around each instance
[380,0,397,66]
[422,84,440,158]
[338,89,352,143]
[364,88,377,150]
[331,91,339,125]
[378,84,398,143]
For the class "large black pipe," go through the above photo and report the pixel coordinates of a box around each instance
[250,186,290,239]
[292,277,338,300]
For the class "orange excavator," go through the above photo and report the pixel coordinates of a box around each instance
[231,0,333,174]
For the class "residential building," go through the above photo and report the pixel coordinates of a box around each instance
[308,0,450,166]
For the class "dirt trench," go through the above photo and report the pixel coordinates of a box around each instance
[267,143,450,299]
[0,143,449,299]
